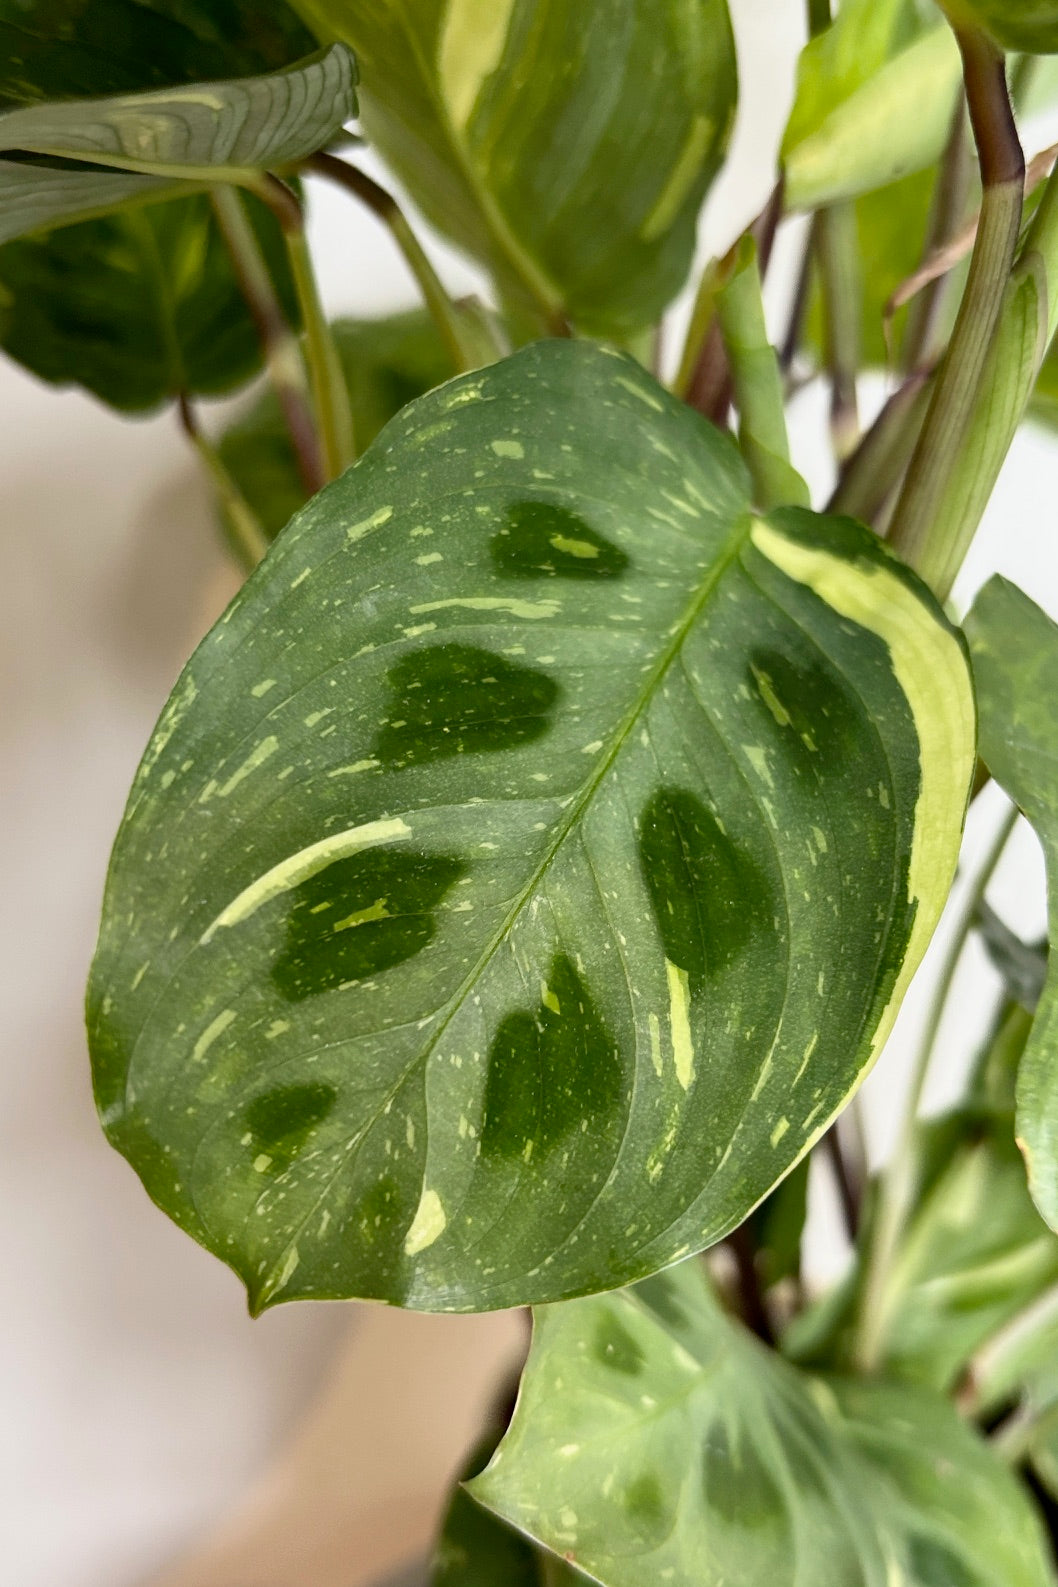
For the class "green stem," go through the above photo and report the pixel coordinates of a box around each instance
[853,802,1018,1373]
[674,258,724,400]
[889,27,1025,588]
[806,0,832,34]
[828,371,930,525]
[902,96,973,376]
[715,235,811,511]
[178,394,270,569]
[251,173,354,480]
[209,186,325,496]
[308,151,487,372]
[815,202,862,459]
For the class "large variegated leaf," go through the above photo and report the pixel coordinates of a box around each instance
[0,43,356,179]
[291,0,736,337]
[967,578,1058,1233]
[87,340,974,1313]
[471,1260,1055,1587]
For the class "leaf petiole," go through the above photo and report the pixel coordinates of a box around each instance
[209,185,326,496]
[251,173,355,480]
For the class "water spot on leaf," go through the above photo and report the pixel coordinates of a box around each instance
[639,788,773,992]
[491,500,629,579]
[593,1312,644,1375]
[481,953,622,1164]
[374,643,559,768]
[272,848,464,1001]
[244,1081,337,1171]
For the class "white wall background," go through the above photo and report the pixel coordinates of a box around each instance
[3,3,1057,1583]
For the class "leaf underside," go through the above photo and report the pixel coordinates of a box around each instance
[87,340,973,1314]
[967,577,1058,1233]
[470,1260,1055,1587]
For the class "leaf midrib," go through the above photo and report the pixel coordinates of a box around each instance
[250,510,754,1300]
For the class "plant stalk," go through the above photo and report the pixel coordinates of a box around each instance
[828,371,931,525]
[177,395,270,569]
[815,202,862,459]
[853,802,1018,1373]
[888,27,1025,587]
[251,173,354,480]
[209,186,326,496]
[309,151,483,373]
[902,96,973,375]
[715,235,810,510]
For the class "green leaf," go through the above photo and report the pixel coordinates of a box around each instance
[217,310,456,547]
[87,340,974,1314]
[967,578,1058,1235]
[783,0,961,212]
[977,903,1048,1013]
[939,1,1058,55]
[470,1260,1055,1587]
[291,0,736,337]
[0,43,356,181]
[0,0,316,110]
[0,188,299,410]
[0,160,181,244]
[433,1431,582,1585]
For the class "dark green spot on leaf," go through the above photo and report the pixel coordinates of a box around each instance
[272,848,464,1001]
[373,643,559,769]
[639,788,773,991]
[491,500,629,579]
[244,1081,337,1172]
[593,1312,644,1376]
[481,953,622,1164]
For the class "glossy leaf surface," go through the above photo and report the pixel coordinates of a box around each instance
[218,311,454,547]
[783,0,960,211]
[88,340,974,1313]
[0,189,298,410]
[433,1432,581,1585]
[472,1260,1055,1587]
[0,43,356,177]
[292,0,736,336]
[967,578,1058,1233]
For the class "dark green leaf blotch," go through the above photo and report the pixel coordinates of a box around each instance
[492,500,629,580]
[374,643,559,769]
[272,849,464,1001]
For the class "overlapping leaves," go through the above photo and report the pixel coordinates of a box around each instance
[87,340,974,1314]
[470,1259,1056,1586]
[292,0,736,337]
[217,310,454,548]
[0,0,354,408]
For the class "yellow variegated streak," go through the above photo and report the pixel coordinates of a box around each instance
[640,115,715,242]
[750,520,975,1086]
[199,817,412,942]
[438,0,519,130]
